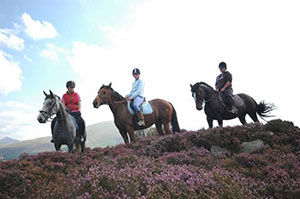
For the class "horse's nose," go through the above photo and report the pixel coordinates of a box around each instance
[196,105,203,110]
[37,116,45,123]
[93,100,98,108]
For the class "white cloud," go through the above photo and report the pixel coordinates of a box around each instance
[40,43,66,62]
[0,101,37,111]
[40,50,58,62]
[22,13,58,40]
[24,54,32,63]
[0,51,23,95]
[68,0,300,128]
[0,110,50,140]
[0,30,24,51]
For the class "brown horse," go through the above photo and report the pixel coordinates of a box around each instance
[93,83,180,144]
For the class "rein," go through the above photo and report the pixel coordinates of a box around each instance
[193,89,218,105]
[97,90,127,105]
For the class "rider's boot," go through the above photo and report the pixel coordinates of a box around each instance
[136,111,145,126]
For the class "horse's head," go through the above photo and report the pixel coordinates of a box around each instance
[37,90,59,123]
[93,83,114,108]
[190,83,206,110]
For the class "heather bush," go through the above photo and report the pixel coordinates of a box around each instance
[1,119,300,198]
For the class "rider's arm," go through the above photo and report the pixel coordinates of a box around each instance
[221,81,231,91]
[77,101,81,111]
[76,94,81,111]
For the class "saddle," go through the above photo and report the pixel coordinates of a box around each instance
[128,100,153,115]
[218,93,244,108]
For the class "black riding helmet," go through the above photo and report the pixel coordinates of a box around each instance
[132,68,140,75]
[66,80,75,88]
[218,62,227,69]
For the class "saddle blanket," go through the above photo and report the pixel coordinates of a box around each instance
[71,116,79,131]
[128,101,153,115]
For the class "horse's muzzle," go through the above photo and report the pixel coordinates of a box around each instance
[196,104,203,110]
[93,100,100,108]
[37,116,46,123]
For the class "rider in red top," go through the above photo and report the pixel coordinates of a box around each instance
[50,80,85,142]
[62,82,81,113]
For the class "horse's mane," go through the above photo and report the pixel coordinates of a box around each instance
[100,85,125,101]
[191,82,214,92]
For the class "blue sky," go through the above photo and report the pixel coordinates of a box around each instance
[1,0,299,140]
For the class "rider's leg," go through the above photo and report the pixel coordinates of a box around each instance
[71,111,85,142]
[133,96,145,126]
[224,88,238,113]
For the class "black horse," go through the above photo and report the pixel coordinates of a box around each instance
[190,82,275,128]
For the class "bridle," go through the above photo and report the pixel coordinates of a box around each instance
[97,89,127,105]
[39,98,57,121]
[192,87,218,105]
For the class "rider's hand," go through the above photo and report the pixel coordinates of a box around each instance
[220,87,225,92]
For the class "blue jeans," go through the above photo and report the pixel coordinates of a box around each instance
[133,96,144,112]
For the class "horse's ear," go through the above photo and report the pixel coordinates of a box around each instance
[108,82,112,88]
[190,84,193,89]
[43,91,48,97]
[49,90,54,97]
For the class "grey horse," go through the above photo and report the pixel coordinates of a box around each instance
[37,90,86,153]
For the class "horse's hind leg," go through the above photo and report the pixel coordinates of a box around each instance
[248,111,259,123]
[68,143,75,153]
[75,142,81,152]
[81,142,85,152]
[238,113,247,125]
[155,121,164,136]
[163,121,171,135]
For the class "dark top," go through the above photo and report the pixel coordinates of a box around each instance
[215,71,232,91]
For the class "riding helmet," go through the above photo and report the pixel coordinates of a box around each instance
[132,68,140,75]
[218,62,227,69]
[66,80,76,88]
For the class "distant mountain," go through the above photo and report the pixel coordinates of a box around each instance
[0,137,20,146]
[0,121,123,160]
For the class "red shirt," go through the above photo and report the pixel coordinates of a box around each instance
[62,92,81,112]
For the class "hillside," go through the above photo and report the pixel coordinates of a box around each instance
[0,121,122,160]
[0,137,19,146]
[0,119,300,198]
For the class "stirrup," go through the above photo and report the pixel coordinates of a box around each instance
[138,120,145,126]
[80,136,85,142]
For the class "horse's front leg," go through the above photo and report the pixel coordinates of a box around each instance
[119,128,129,144]
[126,126,136,143]
[207,117,213,128]
[217,119,223,127]
[54,143,61,151]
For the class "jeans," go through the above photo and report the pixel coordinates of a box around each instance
[133,96,144,112]
[222,88,234,107]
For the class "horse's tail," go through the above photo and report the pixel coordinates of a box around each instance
[256,101,276,121]
[169,103,181,133]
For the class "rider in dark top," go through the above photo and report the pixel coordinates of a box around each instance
[215,62,238,114]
